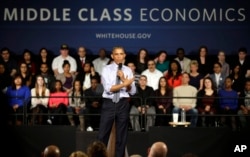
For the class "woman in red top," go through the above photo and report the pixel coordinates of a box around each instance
[48,80,69,125]
[165,60,182,88]
[197,77,218,127]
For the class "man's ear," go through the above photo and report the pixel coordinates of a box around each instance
[111,54,114,59]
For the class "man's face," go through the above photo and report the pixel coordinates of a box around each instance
[78,47,86,58]
[111,48,126,64]
[60,49,69,57]
[182,73,190,84]
[1,50,10,60]
[245,82,250,91]
[139,76,147,87]
[147,61,156,72]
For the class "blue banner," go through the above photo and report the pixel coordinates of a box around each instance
[0,0,249,55]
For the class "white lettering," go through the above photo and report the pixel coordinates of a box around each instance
[203,8,216,21]
[40,8,50,21]
[225,8,235,22]
[100,8,111,21]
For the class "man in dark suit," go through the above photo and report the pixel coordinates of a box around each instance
[209,62,227,91]
[75,46,92,74]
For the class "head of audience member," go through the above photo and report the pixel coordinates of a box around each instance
[176,48,185,60]
[198,45,208,57]
[69,150,88,157]
[83,61,94,73]
[217,51,226,62]
[87,140,108,157]
[147,59,156,72]
[0,47,11,61]
[137,48,149,62]
[230,63,242,76]
[202,77,216,91]
[60,44,69,58]
[78,46,87,58]
[0,62,7,75]
[168,60,182,76]
[40,63,50,74]
[62,60,71,74]
[189,60,199,73]
[42,145,60,157]
[224,76,233,90]
[244,78,250,92]
[156,50,168,63]
[238,47,247,61]
[126,60,136,74]
[213,62,222,74]
[138,75,147,88]
[148,141,168,157]
[39,47,50,59]
[98,48,107,59]
[22,49,34,63]
[181,72,190,85]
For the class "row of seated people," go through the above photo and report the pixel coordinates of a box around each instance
[130,73,250,132]
[2,71,250,132]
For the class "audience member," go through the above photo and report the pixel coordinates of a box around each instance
[188,60,203,91]
[126,60,140,86]
[19,49,37,76]
[135,48,149,74]
[75,46,92,74]
[52,44,77,76]
[228,63,245,95]
[154,50,169,75]
[165,60,182,88]
[75,61,100,91]
[174,47,191,73]
[67,80,86,131]
[154,76,173,126]
[238,78,250,128]
[42,145,60,157]
[17,62,34,88]
[6,74,31,125]
[92,48,110,75]
[217,51,230,77]
[232,47,250,78]
[56,60,76,93]
[148,141,168,157]
[130,75,155,131]
[39,63,56,90]
[141,59,163,90]
[48,80,69,125]
[0,47,18,77]
[195,45,213,77]
[209,62,226,92]
[69,150,88,157]
[218,77,239,131]
[36,47,53,74]
[197,77,218,127]
[87,140,108,157]
[172,72,198,127]
[30,75,50,125]
[85,76,104,131]
[0,62,12,92]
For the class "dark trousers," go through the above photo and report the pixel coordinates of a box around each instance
[98,98,130,157]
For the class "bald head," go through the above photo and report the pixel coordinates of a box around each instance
[148,141,168,157]
[43,145,60,157]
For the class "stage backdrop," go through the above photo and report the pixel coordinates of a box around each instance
[0,0,249,55]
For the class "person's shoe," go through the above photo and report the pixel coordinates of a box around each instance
[86,126,93,132]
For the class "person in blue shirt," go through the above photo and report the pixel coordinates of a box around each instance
[6,74,31,125]
[218,77,239,131]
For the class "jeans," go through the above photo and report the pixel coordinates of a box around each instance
[172,107,198,127]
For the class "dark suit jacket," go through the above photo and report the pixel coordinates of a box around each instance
[209,73,227,91]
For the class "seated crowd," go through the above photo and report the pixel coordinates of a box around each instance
[0,44,250,132]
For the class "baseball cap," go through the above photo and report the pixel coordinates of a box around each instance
[60,44,69,50]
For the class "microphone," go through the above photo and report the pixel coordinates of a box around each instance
[118,63,122,70]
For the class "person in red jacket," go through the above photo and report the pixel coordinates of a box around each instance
[48,80,69,125]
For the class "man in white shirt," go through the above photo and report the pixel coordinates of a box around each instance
[141,59,163,90]
[51,44,77,76]
[92,48,110,75]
